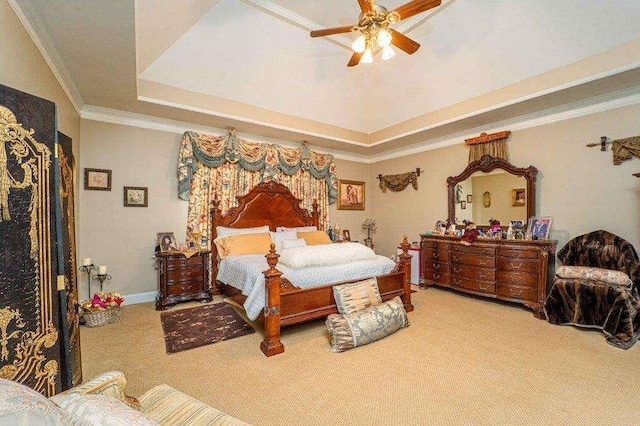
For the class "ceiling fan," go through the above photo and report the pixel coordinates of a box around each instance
[310,0,442,67]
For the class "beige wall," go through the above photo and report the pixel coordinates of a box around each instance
[78,121,372,298]
[0,1,80,144]
[372,104,640,257]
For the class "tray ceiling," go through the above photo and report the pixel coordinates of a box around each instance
[15,0,640,156]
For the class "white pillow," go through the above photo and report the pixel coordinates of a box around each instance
[216,225,269,238]
[281,238,307,250]
[270,231,298,251]
[276,226,317,233]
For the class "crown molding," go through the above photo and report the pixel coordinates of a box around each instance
[368,86,640,163]
[80,105,370,163]
[8,0,84,114]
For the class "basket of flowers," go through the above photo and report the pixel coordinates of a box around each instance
[80,292,124,327]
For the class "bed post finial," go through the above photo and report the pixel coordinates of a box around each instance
[398,235,414,312]
[262,244,285,357]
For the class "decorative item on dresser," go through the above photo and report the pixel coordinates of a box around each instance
[155,250,212,310]
[420,235,555,317]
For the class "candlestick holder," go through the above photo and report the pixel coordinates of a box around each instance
[92,273,112,292]
[79,264,98,300]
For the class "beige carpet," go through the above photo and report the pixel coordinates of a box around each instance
[81,287,640,425]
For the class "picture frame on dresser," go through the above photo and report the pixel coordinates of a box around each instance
[527,216,553,240]
[157,232,177,252]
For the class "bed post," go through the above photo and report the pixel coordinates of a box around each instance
[210,200,222,295]
[261,244,285,357]
[398,235,414,312]
[312,200,320,229]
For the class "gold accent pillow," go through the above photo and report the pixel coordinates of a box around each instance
[333,277,382,314]
[297,230,332,245]
[556,265,633,288]
[214,233,272,259]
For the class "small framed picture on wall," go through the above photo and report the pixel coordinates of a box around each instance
[123,186,148,207]
[84,168,112,191]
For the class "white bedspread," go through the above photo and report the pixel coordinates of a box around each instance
[217,253,395,320]
[278,242,377,268]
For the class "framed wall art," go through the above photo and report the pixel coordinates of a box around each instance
[337,179,365,210]
[84,168,112,191]
[512,188,526,207]
[466,194,472,203]
[123,186,148,207]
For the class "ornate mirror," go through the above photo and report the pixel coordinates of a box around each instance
[447,155,537,226]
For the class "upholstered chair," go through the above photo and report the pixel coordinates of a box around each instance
[544,230,640,349]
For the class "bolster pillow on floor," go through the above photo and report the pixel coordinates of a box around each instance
[326,296,409,352]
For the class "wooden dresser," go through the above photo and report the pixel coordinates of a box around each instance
[420,235,554,317]
[155,250,211,310]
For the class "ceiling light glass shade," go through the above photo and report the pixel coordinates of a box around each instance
[352,35,366,53]
[381,45,396,60]
[377,29,392,47]
[361,49,373,64]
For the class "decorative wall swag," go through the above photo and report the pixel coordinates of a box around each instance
[465,131,511,163]
[377,168,420,193]
[586,135,640,166]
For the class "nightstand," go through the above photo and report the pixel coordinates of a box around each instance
[155,250,211,310]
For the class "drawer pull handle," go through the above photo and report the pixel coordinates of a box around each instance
[433,253,439,259]
[453,255,461,262]
[453,267,462,274]
[433,273,440,280]
[510,276,523,284]
[508,288,524,297]
[479,283,491,291]
[180,271,191,276]
[483,250,491,255]
[180,285,192,291]
[479,272,490,279]
[510,261,523,270]
[453,278,462,286]
[479,259,490,266]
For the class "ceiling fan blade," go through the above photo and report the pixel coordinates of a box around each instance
[389,29,420,54]
[347,52,363,67]
[358,0,373,13]
[310,26,354,38]
[391,0,441,21]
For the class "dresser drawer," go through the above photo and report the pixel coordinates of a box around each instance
[422,248,450,262]
[451,253,495,268]
[451,277,495,294]
[422,269,449,285]
[496,284,537,301]
[496,271,537,287]
[167,281,203,296]
[497,248,539,259]
[421,240,450,251]
[166,256,205,268]
[451,264,495,281]
[497,257,538,273]
[451,245,496,257]
[166,267,203,282]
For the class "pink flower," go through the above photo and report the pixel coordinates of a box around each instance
[91,294,106,308]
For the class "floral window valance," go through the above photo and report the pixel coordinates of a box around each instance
[178,129,337,204]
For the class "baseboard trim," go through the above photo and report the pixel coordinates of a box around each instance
[122,291,156,306]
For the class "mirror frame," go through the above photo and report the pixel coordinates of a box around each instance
[447,155,538,225]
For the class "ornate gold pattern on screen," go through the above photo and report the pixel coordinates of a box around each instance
[0,104,58,396]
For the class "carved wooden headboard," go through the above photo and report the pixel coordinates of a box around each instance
[210,181,319,240]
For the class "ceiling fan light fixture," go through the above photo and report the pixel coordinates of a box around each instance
[352,35,366,53]
[361,49,374,64]
[382,45,396,60]
[377,29,392,47]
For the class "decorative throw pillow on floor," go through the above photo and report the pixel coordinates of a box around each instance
[326,296,409,352]
[332,277,382,314]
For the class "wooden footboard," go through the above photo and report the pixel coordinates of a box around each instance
[260,236,414,357]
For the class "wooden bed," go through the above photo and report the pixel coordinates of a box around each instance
[210,181,413,356]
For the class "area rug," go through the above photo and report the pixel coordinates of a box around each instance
[160,303,255,354]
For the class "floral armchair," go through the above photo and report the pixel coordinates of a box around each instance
[544,230,640,349]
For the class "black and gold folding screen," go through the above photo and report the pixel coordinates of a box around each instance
[0,84,65,396]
